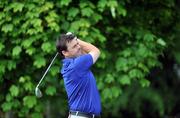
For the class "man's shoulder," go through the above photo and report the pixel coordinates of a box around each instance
[75,54,92,61]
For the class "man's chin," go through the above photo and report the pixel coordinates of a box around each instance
[76,50,84,57]
[78,53,83,57]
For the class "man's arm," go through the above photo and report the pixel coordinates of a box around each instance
[78,39,100,64]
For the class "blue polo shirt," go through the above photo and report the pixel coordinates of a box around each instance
[61,54,101,115]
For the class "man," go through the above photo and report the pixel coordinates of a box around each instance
[56,32,101,118]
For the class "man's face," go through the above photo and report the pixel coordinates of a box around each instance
[63,37,82,58]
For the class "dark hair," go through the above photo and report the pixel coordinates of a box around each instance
[56,33,76,59]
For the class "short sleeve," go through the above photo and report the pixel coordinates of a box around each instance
[74,54,93,73]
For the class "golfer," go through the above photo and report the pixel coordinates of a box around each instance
[56,32,101,118]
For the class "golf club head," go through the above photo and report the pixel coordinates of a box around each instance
[35,53,58,98]
[35,87,42,98]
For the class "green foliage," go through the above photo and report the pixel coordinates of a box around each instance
[23,96,37,108]
[9,85,19,97]
[45,86,56,96]
[0,0,179,117]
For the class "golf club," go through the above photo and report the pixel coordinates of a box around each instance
[35,53,58,98]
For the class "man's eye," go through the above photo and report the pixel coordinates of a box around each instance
[74,44,78,48]
[73,45,77,48]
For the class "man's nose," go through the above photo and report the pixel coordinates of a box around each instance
[77,44,81,49]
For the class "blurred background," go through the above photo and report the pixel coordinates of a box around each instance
[0,0,180,118]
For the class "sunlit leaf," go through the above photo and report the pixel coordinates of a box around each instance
[23,96,37,108]
[21,39,34,48]
[110,7,116,18]
[140,78,150,87]
[1,102,13,111]
[81,7,94,17]
[12,2,24,12]
[60,0,72,6]
[33,56,46,68]
[50,66,59,76]
[116,57,128,71]
[26,47,36,55]
[2,24,13,33]
[41,42,52,53]
[144,33,154,42]
[68,7,79,19]
[105,74,114,83]
[6,94,12,102]
[119,75,131,85]
[10,85,19,97]
[45,86,56,96]
[129,69,144,79]
[157,38,166,47]
[24,82,33,91]
[97,0,107,12]
[117,5,127,16]
[12,46,22,56]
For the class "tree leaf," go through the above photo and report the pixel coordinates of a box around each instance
[26,47,36,55]
[138,63,149,73]
[117,5,127,16]
[119,75,131,85]
[2,24,13,33]
[23,96,37,108]
[121,48,132,57]
[0,43,5,52]
[19,76,25,83]
[6,94,12,102]
[110,7,116,18]
[144,33,154,42]
[0,63,6,74]
[68,7,79,19]
[31,18,42,27]
[105,74,114,83]
[92,13,102,23]
[50,66,59,76]
[136,44,148,57]
[12,46,22,56]
[157,38,166,47]
[60,0,72,6]
[9,85,19,97]
[140,78,150,87]
[24,82,33,91]
[40,2,53,12]
[108,1,118,18]
[111,86,122,97]
[45,86,56,96]
[33,56,46,68]
[116,57,128,71]
[129,69,144,79]
[12,2,24,12]
[1,102,13,111]
[31,112,43,118]
[81,7,94,17]
[21,39,34,48]
[7,60,16,71]
[13,99,20,108]
[0,12,5,20]
[97,0,107,12]
[41,42,52,53]
[102,88,112,99]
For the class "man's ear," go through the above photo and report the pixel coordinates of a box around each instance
[62,50,67,57]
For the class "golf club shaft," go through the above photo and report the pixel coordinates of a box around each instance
[36,53,58,88]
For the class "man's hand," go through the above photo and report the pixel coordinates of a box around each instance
[78,39,100,64]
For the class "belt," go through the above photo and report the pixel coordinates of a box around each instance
[69,111,101,118]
